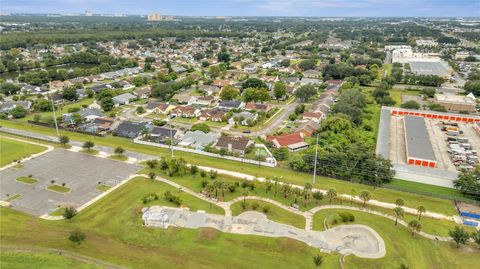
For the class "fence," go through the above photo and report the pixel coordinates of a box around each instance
[133,138,277,167]
[27,121,105,137]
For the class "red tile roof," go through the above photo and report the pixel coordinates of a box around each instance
[267,132,304,147]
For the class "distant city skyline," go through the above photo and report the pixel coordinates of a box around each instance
[1,0,479,17]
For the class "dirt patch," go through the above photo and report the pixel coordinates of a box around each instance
[197,228,220,241]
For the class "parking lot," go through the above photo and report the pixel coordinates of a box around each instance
[0,149,139,216]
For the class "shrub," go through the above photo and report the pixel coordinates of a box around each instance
[163,191,182,206]
[262,205,270,213]
[69,229,86,245]
[251,202,259,210]
[142,193,159,204]
[200,179,208,188]
[63,207,77,219]
[190,165,198,175]
[200,170,207,178]
[228,184,236,193]
[338,212,355,222]
[241,202,249,210]
[209,170,218,179]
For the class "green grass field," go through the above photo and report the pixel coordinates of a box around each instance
[0,252,101,269]
[1,177,343,268]
[230,199,306,229]
[0,137,47,167]
[47,185,71,193]
[96,184,112,192]
[15,176,39,185]
[0,120,459,216]
[389,89,421,107]
[312,209,479,269]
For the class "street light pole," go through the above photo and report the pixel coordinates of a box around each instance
[170,122,174,158]
[49,94,60,138]
[312,133,319,185]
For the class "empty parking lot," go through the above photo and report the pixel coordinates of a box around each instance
[0,149,139,216]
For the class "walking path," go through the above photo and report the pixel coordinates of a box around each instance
[197,165,453,221]
[152,174,453,242]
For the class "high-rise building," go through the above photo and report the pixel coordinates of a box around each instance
[148,13,161,21]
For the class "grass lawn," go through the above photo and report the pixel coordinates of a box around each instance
[385,179,475,202]
[312,209,479,269]
[144,113,168,120]
[26,98,94,121]
[47,184,71,193]
[389,89,421,107]
[15,176,39,185]
[0,119,460,216]
[80,149,99,155]
[49,207,65,216]
[96,184,112,192]
[230,199,306,229]
[202,120,227,128]
[0,136,47,167]
[107,155,128,161]
[171,117,198,124]
[1,176,346,269]
[0,252,100,269]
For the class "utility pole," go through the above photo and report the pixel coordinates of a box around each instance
[169,123,174,158]
[50,94,60,138]
[312,133,319,185]
[257,147,261,168]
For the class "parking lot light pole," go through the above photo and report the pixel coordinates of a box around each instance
[49,94,60,138]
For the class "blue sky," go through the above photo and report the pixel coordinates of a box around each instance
[1,0,479,17]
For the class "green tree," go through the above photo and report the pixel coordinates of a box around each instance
[464,80,480,96]
[114,146,125,156]
[408,219,422,236]
[294,84,317,101]
[472,230,480,247]
[59,135,70,146]
[299,59,317,71]
[62,86,78,101]
[395,198,404,207]
[191,123,210,133]
[416,206,426,220]
[326,189,337,204]
[360,190,371,207]
[101,97,114,112]
[273,81,287,100]
[242,78,267,89]
[219,85,240,100]
[401,100,420,109]
[313,253,323,267]
[393,206,404,226]
[449,226,470,248]
[63,207,77,219]
[69,229,86,245]
[454,166,480,200]
[10,106,27,118]
[82,141,94,150]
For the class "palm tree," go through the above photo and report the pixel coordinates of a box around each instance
[395,198,404,207]
[303,183,313,207]
[264,180,273,194]
[219,181,228,199]
[242,189,249,205]
[393,206,404,226]
[212,180,221,197]
[408,219,422,236]
[205,184,215,198]
[350,189,356,205]
[326,189,337,204]
[359,190,371,207]
[281,183,291,198]
[292,187,302,205]
[416,205,426,220]
[273,177,279,197]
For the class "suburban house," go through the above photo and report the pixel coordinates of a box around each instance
[148,102,174,115]
[150,126,183,143]
[295,120,320,137]
[245,102,272,112]
[218,100,244,110]
[214,135,253,154]
[92,84,111,93]
[228,111,257,126]
[299,78,321,86]
[303,70,321,78]
[0,101,32,113]
[78,108,105,121]
[199,109,227,122]
[172,93,197,104]
[171,106,200,118]
[212,79,230,88]
[281,77,299,85]
[266,132,308,151]
[244,64,257,73]
[114,121,150,138]
[192,95,215,106]
[303,111,324,122]
[91,117,115,131]
[113,93,136,106]
[133,86,152,99]
[178,130,218,149]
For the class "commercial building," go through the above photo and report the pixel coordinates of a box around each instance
[403,116,437,167]
[410,61,451,79]
[389,107,480,123]
[148,13,161,21]
[433,94,476,113]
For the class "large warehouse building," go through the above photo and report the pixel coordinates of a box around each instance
[403,116,437,167]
